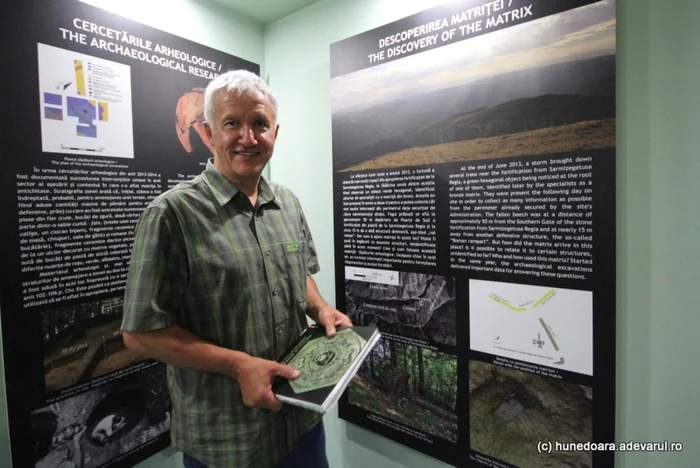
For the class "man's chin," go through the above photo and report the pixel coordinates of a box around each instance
[233,167,266,180]
[232,156,267,168]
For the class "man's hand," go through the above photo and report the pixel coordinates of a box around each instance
[231,356,300,411]
[315,304,353,337]
[122,326,303,412]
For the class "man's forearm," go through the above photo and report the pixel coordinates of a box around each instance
[305,275,329,322]
[122,325,250,379]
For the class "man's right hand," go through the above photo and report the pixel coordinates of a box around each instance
[231,356,300,411]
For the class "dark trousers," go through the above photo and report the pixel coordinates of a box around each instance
[183,421,329,468]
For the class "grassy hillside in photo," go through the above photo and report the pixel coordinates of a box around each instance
[340,117,614,171]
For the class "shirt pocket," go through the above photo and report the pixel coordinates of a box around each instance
[273,240,308,320]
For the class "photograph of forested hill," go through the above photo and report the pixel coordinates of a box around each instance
[331,0,616,172]
[349,339,458,443]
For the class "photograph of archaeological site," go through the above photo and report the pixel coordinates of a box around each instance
[345,272,456,348]
[31,363,170,467]
[469,360,592,468]
[42,296,145,394]
[331,0,615,172]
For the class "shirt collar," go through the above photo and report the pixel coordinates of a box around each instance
[202,159,277,207]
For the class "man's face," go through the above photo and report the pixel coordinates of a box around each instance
[205,88,278,186]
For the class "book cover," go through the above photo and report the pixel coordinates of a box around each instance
[273,325,380,413]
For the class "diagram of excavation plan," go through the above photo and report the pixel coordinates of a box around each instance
[469,279,592,376]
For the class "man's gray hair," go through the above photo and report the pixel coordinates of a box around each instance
[204,70,278,125]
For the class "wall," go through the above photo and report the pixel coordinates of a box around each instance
[264,1,699,468]
[2,0,698,467]
[645,1,700,466]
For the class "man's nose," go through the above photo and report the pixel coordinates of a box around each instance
[238,125,257,146]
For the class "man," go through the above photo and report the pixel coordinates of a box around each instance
[122,70,351,467]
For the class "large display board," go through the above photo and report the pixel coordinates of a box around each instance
[0,1,257,466]
[331,1,616,466]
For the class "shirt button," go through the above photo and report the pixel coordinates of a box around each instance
[272,288,279,296]
[266,250,271,256]
[277,326,284,335]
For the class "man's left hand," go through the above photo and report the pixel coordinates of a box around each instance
[315,305,352,337]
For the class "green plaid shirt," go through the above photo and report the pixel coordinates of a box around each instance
[122,160,321,467]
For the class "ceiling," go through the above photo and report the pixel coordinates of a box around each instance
[209,0,323,25]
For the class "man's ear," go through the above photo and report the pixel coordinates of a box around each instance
[274,123,280,140]
[204,122,213,140]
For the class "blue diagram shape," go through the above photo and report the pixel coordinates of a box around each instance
[67,96,98,138]
[67,96,96,124]
[44,92,62,105]
[44,107,63,120]
[77,124,97,138]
